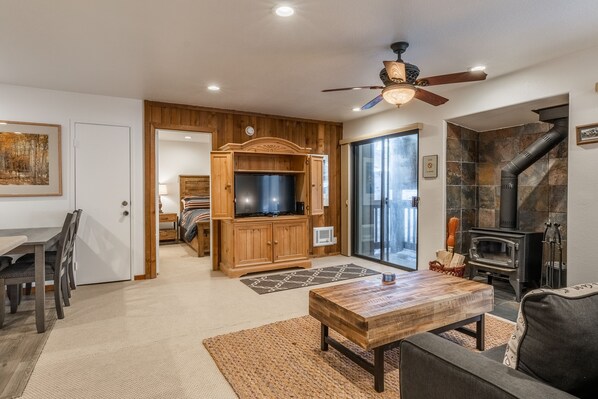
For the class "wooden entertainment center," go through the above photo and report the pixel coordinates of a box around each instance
[211,137,323,278]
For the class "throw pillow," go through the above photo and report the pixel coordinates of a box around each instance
[503,282,598,398]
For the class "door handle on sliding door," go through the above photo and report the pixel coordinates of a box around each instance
[411,196,419,207]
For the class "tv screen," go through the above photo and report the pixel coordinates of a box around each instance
[234,174,296,216]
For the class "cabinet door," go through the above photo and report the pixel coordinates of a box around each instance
[273,220,308,263]
[309,155,324,215]
[233,223,273,266]
[211,152,234,219]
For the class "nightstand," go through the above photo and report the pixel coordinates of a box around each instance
[159,213,178,242]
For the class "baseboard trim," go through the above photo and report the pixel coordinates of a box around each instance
[134,274,147,280]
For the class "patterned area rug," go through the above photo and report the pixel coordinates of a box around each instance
[240,264,380,294]
[204,314,515,399]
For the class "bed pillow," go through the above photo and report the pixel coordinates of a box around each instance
[182,196,210,209]
[503,283,598,398]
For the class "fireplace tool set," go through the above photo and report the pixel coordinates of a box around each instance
[541,221,565,288]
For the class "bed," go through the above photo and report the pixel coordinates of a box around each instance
[178,175,211,257]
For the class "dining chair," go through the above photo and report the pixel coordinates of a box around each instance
[67,209,82,292]
[0,256,12,271]
[0,257,18,313]
[0,212,75,328]
[18,209,82,299]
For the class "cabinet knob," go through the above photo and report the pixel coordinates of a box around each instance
[267,241,272,246]
[274,240,279,245]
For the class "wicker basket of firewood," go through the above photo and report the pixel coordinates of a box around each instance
[429,260,466,278]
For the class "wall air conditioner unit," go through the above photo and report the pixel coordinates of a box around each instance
[313,226,337,247]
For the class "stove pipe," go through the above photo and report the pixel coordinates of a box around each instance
[499,105,568,229]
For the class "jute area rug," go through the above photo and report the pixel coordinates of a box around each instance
[241,264,380,294]
[0,297,56,399]
[204,314,514,398]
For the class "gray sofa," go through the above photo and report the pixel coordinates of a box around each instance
[399,283,598,399]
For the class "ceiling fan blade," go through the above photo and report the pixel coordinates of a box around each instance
[414,88,449,106]
[416,70,487,86]
[322,85,384,92]
[383,61,406,83]
[361,94,383,110]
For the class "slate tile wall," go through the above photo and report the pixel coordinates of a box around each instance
[446,123,479,254]
[446,122,568,261]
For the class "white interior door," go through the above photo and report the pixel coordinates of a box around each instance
[74,123,132,284]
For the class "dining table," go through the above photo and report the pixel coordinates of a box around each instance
[0,227,62,333]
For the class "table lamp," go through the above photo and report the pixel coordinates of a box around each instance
[159,184,168,213]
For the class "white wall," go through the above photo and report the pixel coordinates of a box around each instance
[0,83,144,276]
[343,45,598,285]
[158,139,211,215]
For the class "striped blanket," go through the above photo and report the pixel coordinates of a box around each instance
[180,208,210,242]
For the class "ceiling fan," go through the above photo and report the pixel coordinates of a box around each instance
[322,42,487,109]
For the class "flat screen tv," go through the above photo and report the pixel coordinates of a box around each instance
[234,174,296,217]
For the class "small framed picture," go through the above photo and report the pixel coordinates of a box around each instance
[576,123,598,145]
[422,155,438,178]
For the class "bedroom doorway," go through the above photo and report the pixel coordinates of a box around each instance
[156,129,212,274]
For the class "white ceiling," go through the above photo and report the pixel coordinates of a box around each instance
[2,1,598,122]
[448,94,570,132]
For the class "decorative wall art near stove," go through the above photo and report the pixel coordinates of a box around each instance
[576,123,598,145]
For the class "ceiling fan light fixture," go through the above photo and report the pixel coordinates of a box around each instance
[352,107,361,112]
[382,84,416,106]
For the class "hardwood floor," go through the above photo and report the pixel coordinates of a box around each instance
[0,298,56,399]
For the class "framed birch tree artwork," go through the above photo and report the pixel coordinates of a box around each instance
[0,120,62,197]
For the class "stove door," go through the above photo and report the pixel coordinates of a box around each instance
[470,236,518,269]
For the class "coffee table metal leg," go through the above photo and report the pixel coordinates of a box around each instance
[476,314,485,351]
[321,324,329,351]
[374,347,385,392]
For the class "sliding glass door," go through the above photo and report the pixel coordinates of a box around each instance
[353,131,418,270]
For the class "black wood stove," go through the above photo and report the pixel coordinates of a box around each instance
[469,228,542,301]
[468,104,568,301]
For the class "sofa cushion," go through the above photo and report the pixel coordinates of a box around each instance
[503,282,598,398]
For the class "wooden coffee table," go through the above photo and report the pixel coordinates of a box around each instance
[309,270,494,392]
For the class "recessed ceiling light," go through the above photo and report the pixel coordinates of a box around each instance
[274,5,294,17]
[0,122,7,125]
[14,131,22,134]
[207,85,220,91]
[351,88,362,90]
[352,107,362,112]
[184,136,192,140]
[469,65,486,72]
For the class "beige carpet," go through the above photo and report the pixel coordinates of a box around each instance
[204,314,515,398]
[0,297,56,399]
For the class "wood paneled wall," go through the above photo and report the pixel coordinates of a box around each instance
[144,101,342,277]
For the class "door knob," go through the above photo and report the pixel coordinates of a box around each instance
[123,210,129,216]
[122,201,128,206]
